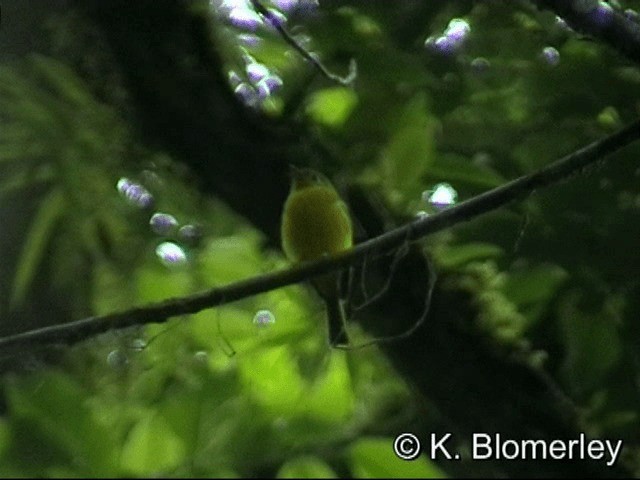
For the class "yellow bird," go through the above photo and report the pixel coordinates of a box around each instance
[281,166,353,346]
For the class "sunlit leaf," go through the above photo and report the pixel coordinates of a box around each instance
[304,351,355,423]
[349,437,446,478]
[198,235,266,284]
[238,345,305,414]
[306,87,358,128]
[120,413,187,475]
[277,455,338,478]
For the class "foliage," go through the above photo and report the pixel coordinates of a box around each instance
[1,0,640,477]
[0,54,135,316]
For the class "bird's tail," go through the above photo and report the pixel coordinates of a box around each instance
[325,293,349,347]
[312,273,349,347]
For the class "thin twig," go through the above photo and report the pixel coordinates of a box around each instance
[352,241,410,311]
[248,0,357,86]
[0,118,639,350]
[336,255,437,351]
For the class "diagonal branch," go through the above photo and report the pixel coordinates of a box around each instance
[1,117,639,350]
[532,0,640,66]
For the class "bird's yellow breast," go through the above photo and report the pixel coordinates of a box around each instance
[281,185,353,262]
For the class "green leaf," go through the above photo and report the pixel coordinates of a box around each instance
[303,351,355,423]
[380,93,437,202]
[29,54,97,109]
[120,413,187,475]
[306,87,358,128]
[5,371,119,475]
[238,345,305,414]
[502,263,568,326]
[558,292,622,394]
[198,235,266,285]
[434,242,503,269]
[10,186,66,308]
[349,437,446,478]
[0,135,47,163]
[160,392,204,454]
[136,262,195,303]
[428,153,506,189]
[0,418,10,460]
[277,456,338,478]
[0,165,54,199]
